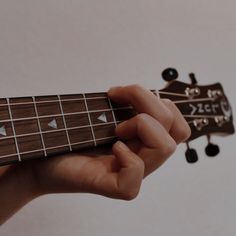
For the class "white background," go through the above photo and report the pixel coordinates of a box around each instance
[1,1,236,235]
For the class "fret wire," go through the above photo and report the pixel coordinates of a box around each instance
[0,136,116,160]
[83,94,97,146]
[32,96,47,157]
[108,97,118,127]
[58,95,72,151]
[0,106,133,123]
[6,98,21,162]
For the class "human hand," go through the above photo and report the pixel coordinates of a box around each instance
[25,85,191,200]
[1,85,191,203]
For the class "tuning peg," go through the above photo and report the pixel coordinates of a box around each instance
[189,73,198,85]
[162,68,179,82]
[185,143,199,164]
[205,136,220,157]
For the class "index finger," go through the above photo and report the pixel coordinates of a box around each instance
[108,84,173,130]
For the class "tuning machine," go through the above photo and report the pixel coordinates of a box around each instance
[215,116,230,127]
[185,142,199,164]
[193,118,209,131]
[205,135,220,157]
[189,73,198,85]
[162,68,179,82]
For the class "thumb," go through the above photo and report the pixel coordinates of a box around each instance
[112,141,144,200]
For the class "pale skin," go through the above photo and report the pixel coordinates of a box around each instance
[0,85,191,225]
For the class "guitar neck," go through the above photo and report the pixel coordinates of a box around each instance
[0,92,145,166]
[0,81,234,166]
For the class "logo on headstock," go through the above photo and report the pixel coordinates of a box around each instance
[160,68,234,164]
[189,103,220,116]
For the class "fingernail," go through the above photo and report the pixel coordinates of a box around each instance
[117,120,128,129]
[108,86,121,95]
[116,141,129,151]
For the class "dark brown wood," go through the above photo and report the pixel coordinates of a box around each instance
[40,117,65,131]
[14,119,39,135]
[0,82,234,166]
[10,97,36,119]
[0,138,17,157]
[65,114,90,128]
[68,127,93,144]
[0,102,10,120]
[160,81,235,141]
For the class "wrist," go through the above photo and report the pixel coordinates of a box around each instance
[0,165,39,224]
[4,164,42,201]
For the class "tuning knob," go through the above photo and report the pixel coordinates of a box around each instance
[162,68,179,82]
[185,143,198,164]
[205,136,220,157]
[205,143,220,157]
[189,73,198,85]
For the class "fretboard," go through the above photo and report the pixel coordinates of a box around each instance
[1,82,233,166]
[0,92,142,166]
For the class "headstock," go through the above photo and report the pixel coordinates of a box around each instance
[160,68,235,164]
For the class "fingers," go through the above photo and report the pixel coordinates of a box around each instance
[108,85,191,143]
[106,84,191,193]
[116,114,175,150]
[97,141,144,200]
[161,99,191,144]
[108,84,173,131]
[115,114,177,175]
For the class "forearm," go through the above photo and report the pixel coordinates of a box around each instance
[0,166,36,225]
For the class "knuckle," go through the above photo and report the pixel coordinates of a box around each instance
[128,84,146,96]
[120,188,140,201]
[161,140,177,157]
[180,124,192,141]
[136,113,150,123]
[129,158,145,176]
[133,158,145,171]
[161,99,175,123]
[164,110,174,127]
[162,98,174,106]
[162,99,177,111]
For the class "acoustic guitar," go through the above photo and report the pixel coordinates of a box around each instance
[0,69,234,166]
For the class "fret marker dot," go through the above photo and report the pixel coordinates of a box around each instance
[97,113,108,123]
[48,119,58,129]
[0,125,7,136]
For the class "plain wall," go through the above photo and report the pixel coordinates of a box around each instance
[0,1,236,235]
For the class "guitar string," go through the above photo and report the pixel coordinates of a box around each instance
[0,113,223,143]
[6,98,21,162]
[0,106,133,123]
[184,114,224,118]
[0,97,215,107]
[0,117,225,160]
[0,106,223,126]
[0,118,223,160]
[0,120,123,141]
[0,90,189,107]
[0,92,225,161]
[174,98,214,104]
[0,136,117,160]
